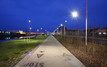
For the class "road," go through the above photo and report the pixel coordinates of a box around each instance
[14,35,85,67]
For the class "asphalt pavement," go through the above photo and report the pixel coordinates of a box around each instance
[14,35,85,67]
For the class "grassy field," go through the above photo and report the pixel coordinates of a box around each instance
[54,35,107,67]
[0,35,48,67]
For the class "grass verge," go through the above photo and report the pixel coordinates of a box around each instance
[0,35,48,67]
[54,35,107,67]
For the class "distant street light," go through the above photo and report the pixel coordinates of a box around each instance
[64,20,67,35]
[41,28,43,30]
[60,24,63,26]
[40,28,43,33]
[65,20,67,23]
[37,29,39,32]
[28,20,31,39]
[60,24,63,35]
[30,27,32,30]
[29,20,31,23]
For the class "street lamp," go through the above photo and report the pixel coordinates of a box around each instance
[37,29,39,32]
[40,28,43,34]
[71,11,79,18]
[28,20,31,39]
[64,20,67,35]
[86,0,88,46]
[71,11,80,36]
[60,24,63,26]
[41,28,43,30]
[30,27,32,30]
[71,9,87,46]
[60,24,63,35]
[65,20,67,23]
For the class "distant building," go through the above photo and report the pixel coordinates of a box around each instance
[55,26,107,37]
[18,30,26,34]
[96,28,107,36]
[55,26,84,36]
[0,31,10,35]
[88,27,107,37]
[0,30,26,37]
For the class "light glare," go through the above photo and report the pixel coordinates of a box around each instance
[29,20,31,23]
[71,11,78,18]
[65,20,67,23]
[60,24,63,26]
[30,27,32,30]
[41,28,42,30]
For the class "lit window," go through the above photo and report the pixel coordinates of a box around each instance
[99,32,101,35]
[5,32,8,33]
[6,37,10,39]
[2,31,4,33]
[103,32,106,35]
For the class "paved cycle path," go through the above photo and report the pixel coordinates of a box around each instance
[14,35,85,67]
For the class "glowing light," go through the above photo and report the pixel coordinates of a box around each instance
[71,11,79,18]
[6,37,10,39]
[103,32,106,35]
[29,54,32,56]
[99,32,101,35]
[41,28,43,30]
[28,20,31,23]
[60,24,63,26]
[19,31,23,34]
[30,27,32,30]
[2,31,4,33]
[37,29,39,32]
[65,20,67,23]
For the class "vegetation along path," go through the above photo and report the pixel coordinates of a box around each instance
[0,35,48,67]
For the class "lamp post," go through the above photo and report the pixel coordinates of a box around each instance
[28,20,31,39]
[41,28,43,30]
[60,24,63,35]
[71,9,88,46]
[71,11,79,36]
[86,0,88,46]
[64,20,67,35]
[65,20,67,23]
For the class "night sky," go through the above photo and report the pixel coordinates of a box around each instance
[0,0,107,32]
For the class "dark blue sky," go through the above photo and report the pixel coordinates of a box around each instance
[0,0,107,32]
